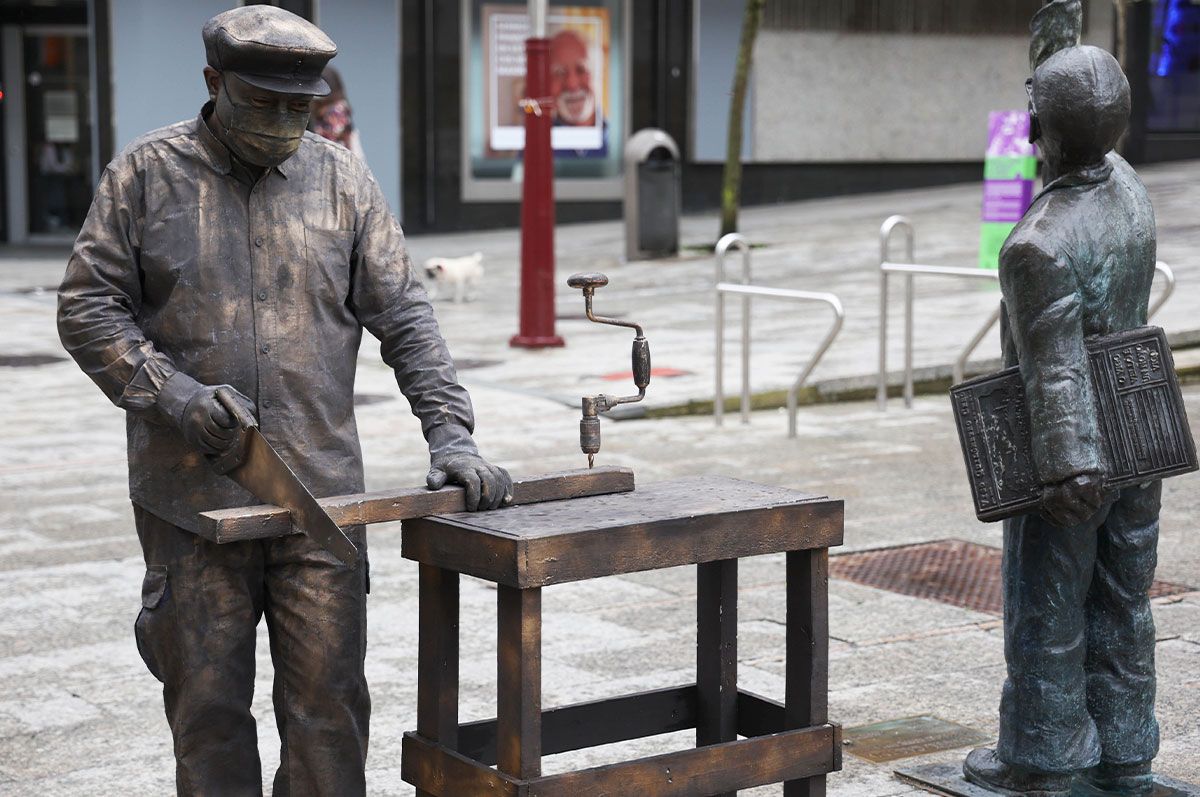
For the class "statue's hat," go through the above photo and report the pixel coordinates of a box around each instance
[203,6,336,96]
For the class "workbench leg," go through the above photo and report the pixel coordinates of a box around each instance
[417,565,460,797]
[497,585,542,780]
[697,558,738,797]
[785,549,830,797]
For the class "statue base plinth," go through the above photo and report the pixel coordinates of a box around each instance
[897,762,1200,797]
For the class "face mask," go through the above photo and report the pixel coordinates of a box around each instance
[214,77,309,167]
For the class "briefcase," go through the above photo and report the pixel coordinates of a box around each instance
[951,326,1198,522]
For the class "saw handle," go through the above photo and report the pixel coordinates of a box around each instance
[215,387,258,430]
[208,387,257,475]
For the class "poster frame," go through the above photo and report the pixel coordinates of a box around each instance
[459,0,631,203]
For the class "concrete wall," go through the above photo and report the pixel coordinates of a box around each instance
[751,0,1114,162]
[110,0,230,154]
[316,0,402,215]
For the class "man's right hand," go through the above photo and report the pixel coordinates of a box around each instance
[1040,472,1104,528]
[180,385,256,455]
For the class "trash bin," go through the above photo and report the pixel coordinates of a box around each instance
[624,128,681,261]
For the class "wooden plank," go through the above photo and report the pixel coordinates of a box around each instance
[402,477,843,586]
[785,548,834,797]
[197,466,635,542]
[458,685,699,766]
[518,500,843,587]
[438,477,829,540]
[525,724,840,797]
[416,566,459,797]
[402,732,519,797]
[737,689,786,738]
[696,559,738,772]
[403,521,521,586]
[406,500,843,588]
[497,585,542,780]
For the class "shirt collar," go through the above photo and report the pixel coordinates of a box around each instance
[196,103,232,176]
[196,102,293,182]
[1034,158,1113,203]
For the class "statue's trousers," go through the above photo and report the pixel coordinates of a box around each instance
[998,482,1162,773]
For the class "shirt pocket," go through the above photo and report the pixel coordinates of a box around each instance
[304,227,355,305]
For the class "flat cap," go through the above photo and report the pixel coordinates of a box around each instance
[203,6,337,96]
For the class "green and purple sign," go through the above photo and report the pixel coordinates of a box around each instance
[980,111,1037,270]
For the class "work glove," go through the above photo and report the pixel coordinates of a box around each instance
[178,383,256,456]
[1040,472,1104,528]
[427,453,513,512]
[424,423,511,511]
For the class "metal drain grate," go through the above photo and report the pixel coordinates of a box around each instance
[0,354,67,368]
[830,539,1193,615]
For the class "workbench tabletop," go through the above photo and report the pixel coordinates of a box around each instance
[402,476,843,587]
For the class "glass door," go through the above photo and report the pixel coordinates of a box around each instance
[22,28,92,236]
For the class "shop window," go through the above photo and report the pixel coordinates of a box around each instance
[461,0,628,202]
[1148,0,1200,132]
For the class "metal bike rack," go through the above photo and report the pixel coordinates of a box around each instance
[714,233,845,438]
[878,215,1180,409]
[715,233,753,423]
[877,216,998,410]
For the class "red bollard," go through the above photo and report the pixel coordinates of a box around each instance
[510,36,565,349]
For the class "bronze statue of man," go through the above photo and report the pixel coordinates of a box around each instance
[964,3,1162,795]
[57,6,510,794]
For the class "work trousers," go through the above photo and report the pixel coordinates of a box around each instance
[133,505,370,796]
[997,482,1161,774]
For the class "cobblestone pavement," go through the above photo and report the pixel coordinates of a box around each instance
[2,168,1198,795]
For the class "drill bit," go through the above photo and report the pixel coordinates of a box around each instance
[588,453,594,469]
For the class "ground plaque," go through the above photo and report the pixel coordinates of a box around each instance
[843,716,989,764]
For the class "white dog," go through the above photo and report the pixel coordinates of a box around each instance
[423,252,484,303]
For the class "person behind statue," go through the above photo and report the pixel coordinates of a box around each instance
[56,6,511,794]
[963,7,1162,797]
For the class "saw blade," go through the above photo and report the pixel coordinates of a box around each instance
[226,428,360,566]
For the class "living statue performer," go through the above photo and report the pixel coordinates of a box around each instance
[964,2,1162,795]
[57,7,511,794]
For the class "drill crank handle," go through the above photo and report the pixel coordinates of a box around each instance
[567,272,644,336]
[584,298,644,337]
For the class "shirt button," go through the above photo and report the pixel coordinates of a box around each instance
[261,344,271,354]
[258,290,268,301]
[254,236,264,247]
[262,399,272,409]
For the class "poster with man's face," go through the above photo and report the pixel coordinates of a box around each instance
[483,5,610,156]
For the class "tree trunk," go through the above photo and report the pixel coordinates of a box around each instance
[719,0,766,240]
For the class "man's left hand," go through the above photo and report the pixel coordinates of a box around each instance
[426,454,513,511]
[1040,472,1104,528]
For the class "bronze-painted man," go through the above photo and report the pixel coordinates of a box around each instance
[57,6,511,794]
[964,3,1162,795]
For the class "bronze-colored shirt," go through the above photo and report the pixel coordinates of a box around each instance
[58,107,475,532]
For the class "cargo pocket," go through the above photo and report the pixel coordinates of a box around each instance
[134,565,172,683]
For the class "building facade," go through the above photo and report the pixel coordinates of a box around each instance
[0,0,1196,240]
